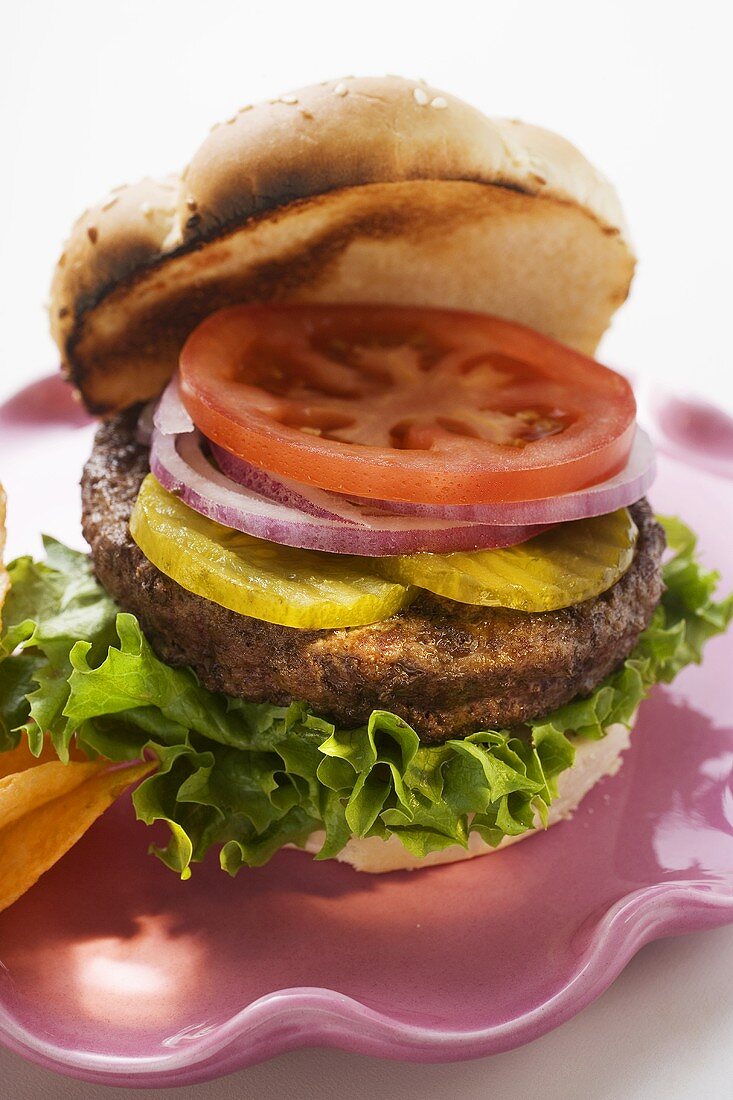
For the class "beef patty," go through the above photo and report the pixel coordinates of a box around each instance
[81,411,666,743]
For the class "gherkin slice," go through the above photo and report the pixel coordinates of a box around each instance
[130,475,414,629]
[374,509,638,612]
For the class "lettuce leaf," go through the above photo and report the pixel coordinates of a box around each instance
[0,519,730,875]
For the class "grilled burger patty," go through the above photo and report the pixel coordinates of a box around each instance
[81,412,666,743]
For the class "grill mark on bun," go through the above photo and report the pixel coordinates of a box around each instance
[50,75,635,416]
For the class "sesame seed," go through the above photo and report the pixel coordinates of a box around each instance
[101,196,118,212]
[430,96,448,110]
[140,202,152,216]
[225,115,237,125]
[186,197,198,211]
[239,104,253,113]
[333,82,348,97]
[86,226,98,244]
[280,94,298,105]
[413,87,429,106]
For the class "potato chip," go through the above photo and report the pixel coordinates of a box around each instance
[0,737,84,780]
[0,486,156,911]
[0,757,154,912]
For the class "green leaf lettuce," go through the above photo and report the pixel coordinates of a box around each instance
[0,519,730,876]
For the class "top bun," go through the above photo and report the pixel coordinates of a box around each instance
[50,76,634,415]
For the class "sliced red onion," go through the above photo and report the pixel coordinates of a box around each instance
[154,375,194,436]
[210,441,396,524]
[210,427,656,526]
[149,429,548,555]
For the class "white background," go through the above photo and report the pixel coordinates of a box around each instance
[1,1,732,1097]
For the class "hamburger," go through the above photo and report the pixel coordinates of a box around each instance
[0,76,730,886]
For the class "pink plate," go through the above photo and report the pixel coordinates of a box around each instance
[0,377,732,1088]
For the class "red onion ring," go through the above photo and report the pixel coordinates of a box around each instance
[154,375,194,436]
[210,441,404,524]
[211,428,656,526]
[149,429,548,555]
[347,428,657,523]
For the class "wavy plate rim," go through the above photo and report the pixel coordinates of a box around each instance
[1,879,732,1085]
[0,376,732,1086]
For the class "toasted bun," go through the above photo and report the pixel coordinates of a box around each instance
[50,76,634,415]
[299,717,635,872]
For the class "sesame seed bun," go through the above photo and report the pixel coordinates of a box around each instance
[297,716,635,873]
[50,75,635,416]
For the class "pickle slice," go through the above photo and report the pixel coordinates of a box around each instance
[130,475,414,629]
[374,509,638,612]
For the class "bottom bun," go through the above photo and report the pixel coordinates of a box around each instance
[298,714,636,873]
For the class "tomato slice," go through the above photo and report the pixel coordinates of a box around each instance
[179,304,636,506]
